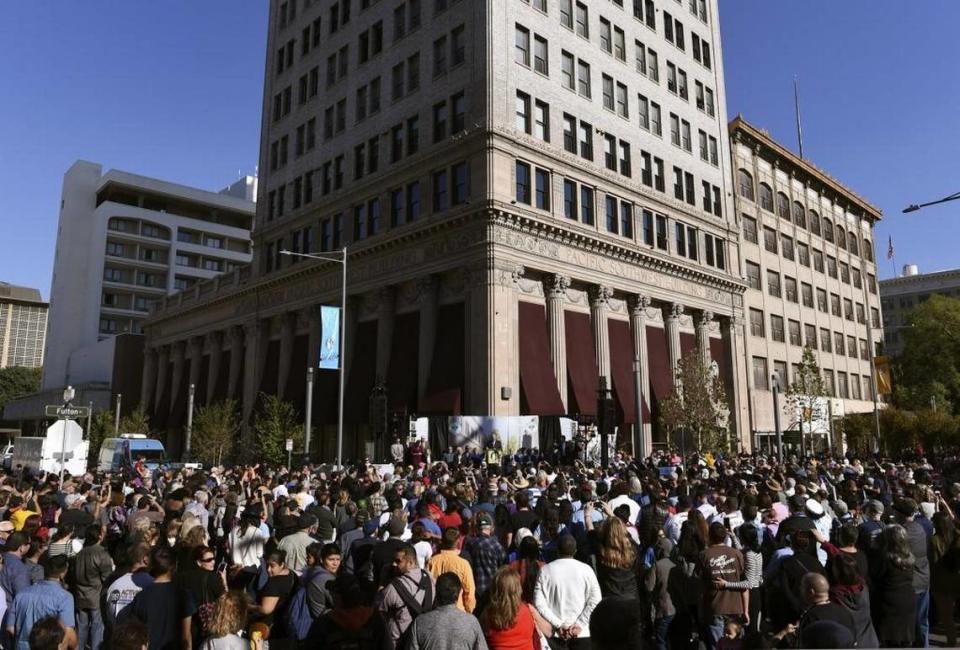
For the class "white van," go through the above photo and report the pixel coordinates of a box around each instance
[97,434,167,475]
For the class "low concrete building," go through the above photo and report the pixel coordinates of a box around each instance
[880,265,960,357]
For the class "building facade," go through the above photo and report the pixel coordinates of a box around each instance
[43,161,256,391]
[731,117,883,448]
[881,265,960,357]
[142,0,753,459]
[0,283,48,369]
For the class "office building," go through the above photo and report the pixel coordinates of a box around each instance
[731,117,884,448]
[141,0,753,458]
[0,283,48,369]
[881,264,960,357]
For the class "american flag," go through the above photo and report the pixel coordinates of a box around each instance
[887,235,894,260]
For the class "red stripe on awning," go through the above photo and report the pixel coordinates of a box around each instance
[565,310,599,416]
[680,332,697,358]
[422,303,464,415]
[518,302,565,416]
[646,326,672,400]
[710,337,729,388]
[608,319,650,423]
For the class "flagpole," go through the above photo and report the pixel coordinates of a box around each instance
[887,236,897,278]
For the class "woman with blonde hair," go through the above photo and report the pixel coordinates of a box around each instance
[483,567,541,650]
[201,591,261,650]
[585,505,640,599]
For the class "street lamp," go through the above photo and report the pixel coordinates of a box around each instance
[59,386,76,487]
[903,191,960,214]
[280,247,348,467]
[771,372,784,462]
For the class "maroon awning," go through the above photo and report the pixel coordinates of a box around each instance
[387,311,420,412]
[345,321,378,424]
[680,332,697,359]
[518,302,565,416]
[422,302,465,415]
[608,319,650,424]
[710,337,730,389]
[646,326,672,400]
[565,310,599,416]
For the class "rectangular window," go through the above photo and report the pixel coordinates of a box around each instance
[563,179,577,219]
[407,115,419,154]
[515,91,531,133]
[642,210,654,245]
[788,320,801,346]
[801,283,813,308]
[620,201,633,238]
[534,100,549,141]
[563,113,576,152]
[575,1,589,38]
[578,120,593,159]
[603,75,615,110]
[749,308,764,337]
[616,82,628,118]
[560,0,573,28]
[433,101,448,142]
[767,270,781,298]
[770,315,784,342]
[577,60,591,97]
[561,51,575,90]
[804,324,817,348]
[752,357,769,390]
[614,26,626,61]
[606,195,618,234]
[451,24,465,65]
[515,161,531,204]
[433,169,449,212]
[763,226,777,254]
[534,167,550,210]
[515,25,530,66]
[655,214,667,250]
[534,34,549,74]
[407,181,422,220]
[600,17,612,54]
[453,161,469,205]
[580,186,594,225]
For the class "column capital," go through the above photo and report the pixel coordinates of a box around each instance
[546,274,570,299]
[415,274,441,299]
[171,340,186,359]
[629,294,651,317]
[697,310,715,329]
[589,285,613,309]
[668,302,685,320]
[205,330,223,346]
[378,285,397,304]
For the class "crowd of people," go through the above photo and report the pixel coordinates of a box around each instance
[0,438,959,650]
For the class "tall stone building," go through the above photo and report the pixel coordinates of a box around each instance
[143,0,751,458]
[0,283,47,369]
[880,265,960,358]
[730,117,883,448]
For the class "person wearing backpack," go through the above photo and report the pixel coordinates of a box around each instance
[406,573,487,650]
[316,574,385,650]
[284,542,341,642]
[375,544,434,650]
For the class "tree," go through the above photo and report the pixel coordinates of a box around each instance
[119,408,152,435]
[659,351,729,453]
[87,409,115,460]
[253,394,303,465]
[784,346,828,454]
[191,399,240,466]
[896,294,960,414]
[0,366,41,411]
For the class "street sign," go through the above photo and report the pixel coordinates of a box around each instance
[45,405,91,419]
[285,438,294,451]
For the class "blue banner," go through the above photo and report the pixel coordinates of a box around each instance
[319,305,341,370]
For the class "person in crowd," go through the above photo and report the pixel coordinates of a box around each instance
[105,544,154,627]
[587,597,645,650]
[46,524,77,559]
[427,528,476,613]
[304,542,340,619]
[249,549,296,642]
[826,551,879,648]
[126,545,195,650]
[407,572,487,650]
[930,509,960,648]
[277,513,317,573]
[71,524,114,650]
[315,574,384,649]
[199,591,250,650]
[872,524,917,648]
[697,522,746,649]
[226,510,267,591]
[375,544,434,650]
[176,546,225,646]
[6,556,76,650]
[27,617,68,650]
[798,573,856,639]
[642,537,675,650]
[892,497,931,647]
[2,532,35,615]
[462,514,505,611]
[482,567,539,650]
[583,505,639,600]
[533,535,600,650]
[713,522,762,634]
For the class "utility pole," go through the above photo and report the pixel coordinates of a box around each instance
[113,393,122,435]
[304,367,315,457]
[184,383,195,460]
[772,373,783,462]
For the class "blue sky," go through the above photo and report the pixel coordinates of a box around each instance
[2,2,958,298]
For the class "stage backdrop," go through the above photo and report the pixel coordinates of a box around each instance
[411,416,577,453]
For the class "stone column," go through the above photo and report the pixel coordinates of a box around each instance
[466,259,523,416]
[205,331,223,405]
[629,295,652,443]
[154,345,170,412]
[140,347,157,413]
[241,320,269,442]
[227,326,244,400]
[545,275,570,410]
[375,287,397,383]
[590,285,613,381]
[188,336,203,391]
[697,311,714,369]
[723,312,753,452]
[277,313,296,399]
[417,276,440,401]
[168,342,186,415]
[666,303,684,385]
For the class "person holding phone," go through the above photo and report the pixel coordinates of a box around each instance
[178,545,226,645]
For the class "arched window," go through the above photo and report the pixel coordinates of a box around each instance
[835,224,846,249]
[792,202,806,229]
[863,238,873,261]
[738,169,755,201]
[759,183,773,212]
[809,210,821,235]
[823,218,834,242]
[776,192,790,219]
[848,233,859,256]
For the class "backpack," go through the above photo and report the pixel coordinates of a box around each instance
[392,572,434,650]
[284,568,333,641]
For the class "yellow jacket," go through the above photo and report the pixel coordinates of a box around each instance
[427,549,476,613]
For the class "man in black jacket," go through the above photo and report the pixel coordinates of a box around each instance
[71,525,114,650]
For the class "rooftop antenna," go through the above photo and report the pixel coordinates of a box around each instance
[794,77,804,159]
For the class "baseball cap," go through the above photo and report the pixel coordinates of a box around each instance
[864,499,884,515]
[477,513,494,528]
[0,521,13,533]
[893,497,917,517]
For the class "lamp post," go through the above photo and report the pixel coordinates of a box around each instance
[771,372,783,462]
[184,383,195,461]
[281,247,348,467]
[903,191,960,213]
[59,385,76,487]
[632,355,645,460]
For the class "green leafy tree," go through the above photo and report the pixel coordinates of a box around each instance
[0,366,41,411]
[87,409,115,460]
[659,351,730,452]
[119,408,152,435]
[784,347,828,451]
[253,394,303,465]
[896,294,960,414]
[191,399,240,466]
